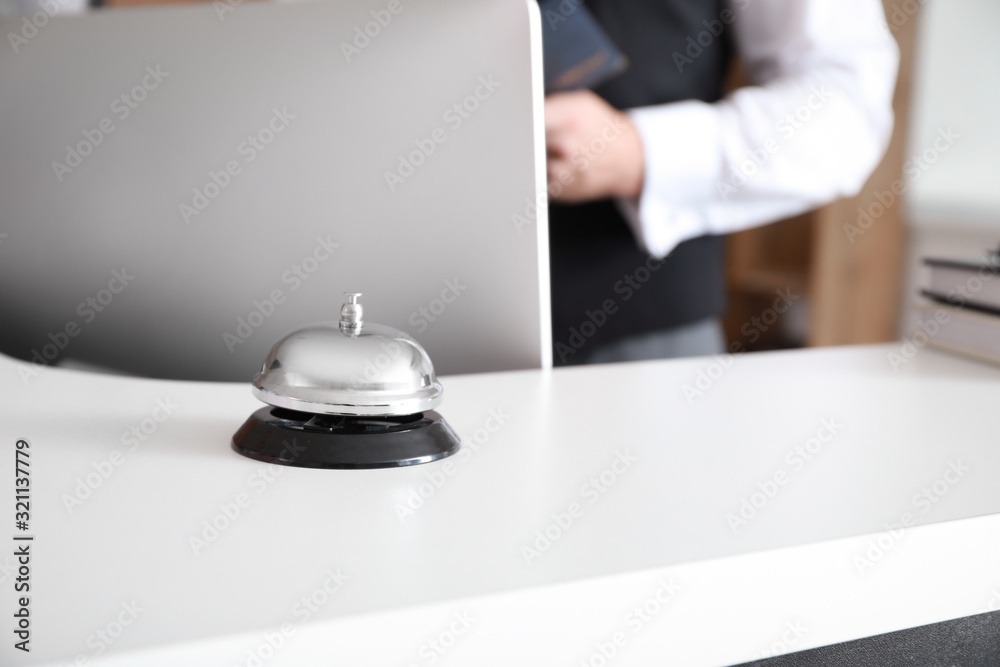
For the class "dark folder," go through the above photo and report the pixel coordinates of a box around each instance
[538,0,628,94]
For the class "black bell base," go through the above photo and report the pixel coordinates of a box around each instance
[231,407,460,469]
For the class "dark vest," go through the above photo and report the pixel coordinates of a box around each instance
[549,0,732,365]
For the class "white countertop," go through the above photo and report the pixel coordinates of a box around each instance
[2,344,1000,666]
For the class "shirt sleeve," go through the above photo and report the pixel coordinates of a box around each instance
[619,0,900,259]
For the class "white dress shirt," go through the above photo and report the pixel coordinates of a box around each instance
[621,0,900,259]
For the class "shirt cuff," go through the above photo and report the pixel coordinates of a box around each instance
[621,100,723,259]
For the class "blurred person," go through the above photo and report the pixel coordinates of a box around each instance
[545,0,899,365]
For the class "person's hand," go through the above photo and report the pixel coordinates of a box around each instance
[544,90,645,204]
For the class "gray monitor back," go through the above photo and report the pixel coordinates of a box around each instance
[0,0,550,381]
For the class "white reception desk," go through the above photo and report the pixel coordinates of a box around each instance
[2,344,999,666]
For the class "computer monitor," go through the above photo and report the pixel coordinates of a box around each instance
[0,0,550,381]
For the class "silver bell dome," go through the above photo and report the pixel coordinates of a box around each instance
[252,293,443,417]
